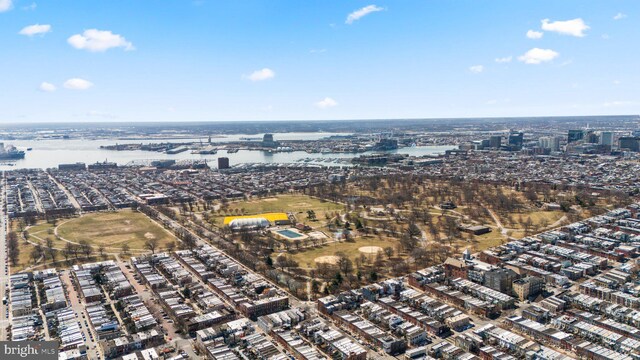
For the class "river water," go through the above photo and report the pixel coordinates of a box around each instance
[0,132,455,170]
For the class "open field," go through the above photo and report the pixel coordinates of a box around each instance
[285,235,399,270]
[9,210,174,273]
[224,212,289,225]
[498,210,566,229]
[213,195,344,226]
[473,231,507,250]
[57,210,176,250]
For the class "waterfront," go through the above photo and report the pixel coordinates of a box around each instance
[0,134,455,170]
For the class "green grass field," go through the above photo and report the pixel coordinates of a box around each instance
[10,210,175,273]
[213,194,344,226]
[57,209,176,250]
[285,235,399,269]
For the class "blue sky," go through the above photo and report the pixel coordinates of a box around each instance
[0,0,638,123]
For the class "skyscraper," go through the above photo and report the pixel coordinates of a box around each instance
[619,137,640,152]
[218,157,230,169]
[568,129,584,143]
[508,131,523,148]
[600,132,613,146]
[539,136,561,151]
[489,135,502,148]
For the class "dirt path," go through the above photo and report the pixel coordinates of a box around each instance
[484,206,515,242]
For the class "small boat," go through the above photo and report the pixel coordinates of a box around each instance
[27,148,33,151]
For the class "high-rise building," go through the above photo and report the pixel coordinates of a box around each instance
[585,131,599,144]
[538,136,561,151]
[508,132,524,149]
[489,135,502,148]
[568,129,584,143]
[619,137,640,152]
[262,133,278,148]
[599,132,613,146]
[217,157,230,169]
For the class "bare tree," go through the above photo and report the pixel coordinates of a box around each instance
[144,238,159,254]
[63,242,73,262]
[31,245,43,265]
[121,243,130,256]
[335,252,353,275]
[45,238,56,261]
[383,246,394,259]
[79,240,93,258]
[8,234,20,266]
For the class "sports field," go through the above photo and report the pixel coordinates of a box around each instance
[56,209,176,250]
[214,194,344,226]
[224,212,289,225]
[286,235,399,270]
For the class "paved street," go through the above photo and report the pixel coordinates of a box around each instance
[60,270,102,360]
[117,256,198,357]
[1,176,10,341]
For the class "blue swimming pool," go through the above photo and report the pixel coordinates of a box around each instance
[277,229,303,238]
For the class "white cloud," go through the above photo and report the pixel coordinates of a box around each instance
[613,80,621,85]
[0,0,12,12]
[315,97,338,109]
[526,30,544,39]
[541,18,590,37]
[469,65,484,73]
[614,13,627,20]
[22,2,36,10]
[68,29,134,52]
[19,24,51,36]
[244,68,275,82]
[310,48,327,54]
[495,56,512,63]
[346,5,383,24]
[63,78,93,90]
[518,48,559,64]
[39,82,56,92]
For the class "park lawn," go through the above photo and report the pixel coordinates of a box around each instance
[508,230,527,239]
[499,210,565,231]
[473,231,507,251]
[213,194,344,226]
[10,245,36,274]
[25,221,61,246]
[11,250,116,274]
[23,220,149,255]
[56,209,176,250]
[285,235,399,270]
